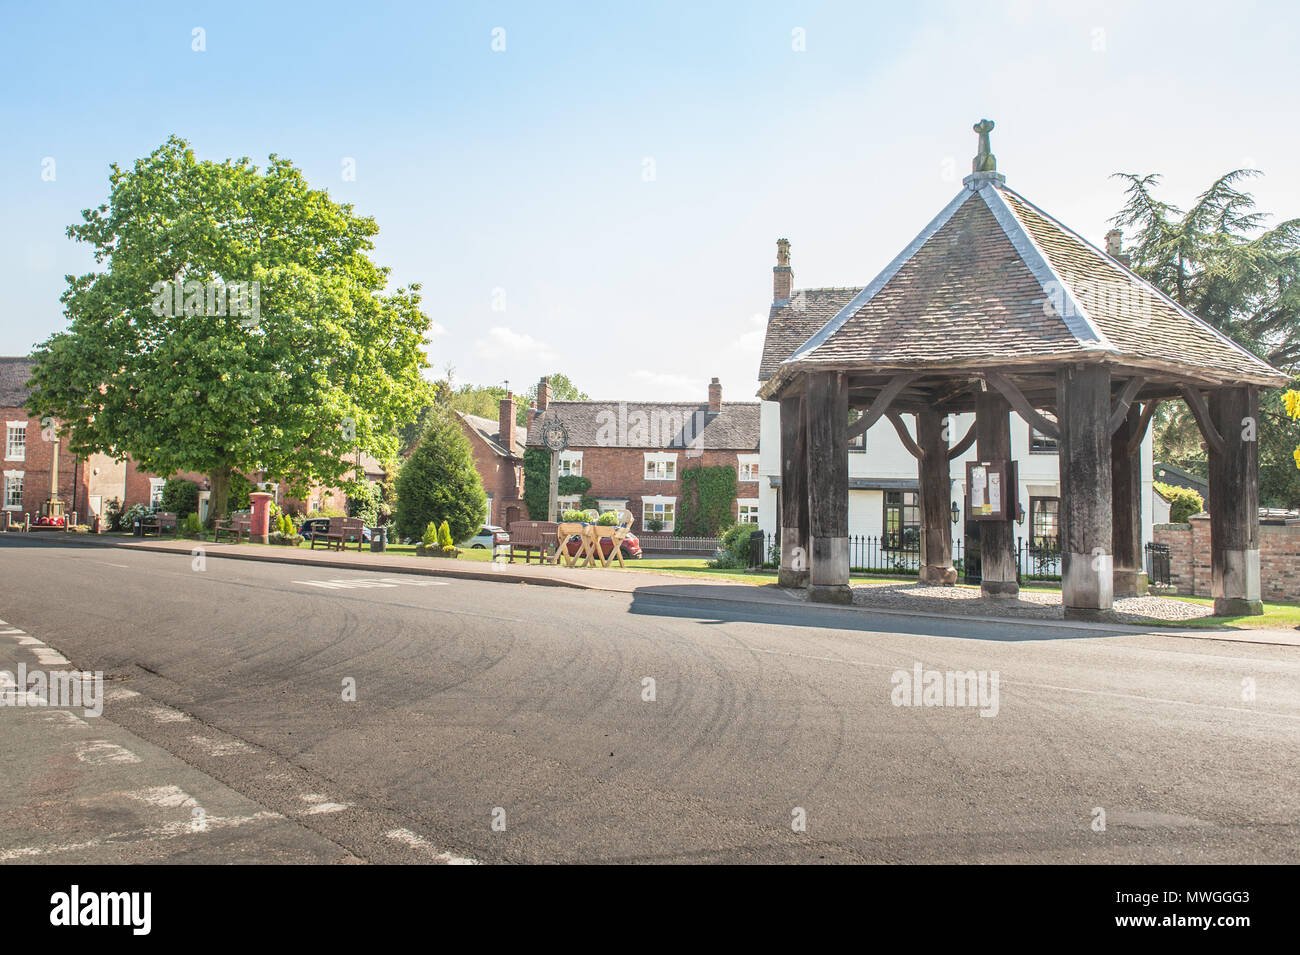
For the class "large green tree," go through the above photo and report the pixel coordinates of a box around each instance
[394,407,487,542]
[27,137,430,520]
[1111,170,1300,505]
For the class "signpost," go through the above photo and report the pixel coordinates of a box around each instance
[541,420,568,522]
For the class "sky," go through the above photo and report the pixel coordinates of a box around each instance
[3,0,1298,402]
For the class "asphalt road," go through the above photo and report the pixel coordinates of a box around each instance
[2,537,1298,864]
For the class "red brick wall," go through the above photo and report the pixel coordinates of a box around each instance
[1155,516,1300,602]
[2,409,88,518]
[553,446,760,529]
[459,419,524,527]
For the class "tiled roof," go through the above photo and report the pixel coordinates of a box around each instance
[525,401,759,451]
[758,288,862,381]
[0,357,34,408]
[768,180,1286,390]
[459,412,528,457]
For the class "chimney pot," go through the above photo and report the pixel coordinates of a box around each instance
[773,238,793,301]
[708,377,722,414]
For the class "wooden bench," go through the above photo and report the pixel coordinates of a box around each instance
[311,516,365,552]
[213,512,251,543]
[507,521,558,564]
[138,511,178,537]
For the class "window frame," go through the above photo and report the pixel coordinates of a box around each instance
[882,490,920,551]
[642,495,676,532]
[736,499,760,525]
[5,421,26,462]
[3,470,23,510]
[643,452,678,481]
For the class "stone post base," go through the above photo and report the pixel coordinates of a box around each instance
[778,568,809,588]
[808,585,853,605]
[1214,597,1264,616]
[1112,570,1148,599]
[981,579,1019,598]
[920,564,957,586]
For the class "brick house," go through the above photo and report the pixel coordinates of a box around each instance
[3,355,379,526]
[456,394,527,529]
[524,377,760,533]
[2,357,86,521]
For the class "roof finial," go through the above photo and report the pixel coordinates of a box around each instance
[972,119,996,173]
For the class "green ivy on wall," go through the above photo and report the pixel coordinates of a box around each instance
[676,465,737,536]
[523,447,596,518]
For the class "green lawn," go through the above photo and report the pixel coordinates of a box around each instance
[1130,594,1300,631]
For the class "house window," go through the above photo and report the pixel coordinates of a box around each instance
[644,453,677,481]
[642,496,676,532]
[557,495,582,515]
[883,490,919,550]
[737,500,760,524]
[149,478,166,508]
[848,410,866,452]
[1029,497,1060,551]
[736,454,760,482]
[3,471,22,510]
[559,452,583,477]
[1030,428,1059,454]
[5,422,26,461]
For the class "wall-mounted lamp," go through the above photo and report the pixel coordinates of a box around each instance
[950,501,960,524]
[1016,503,1026,525]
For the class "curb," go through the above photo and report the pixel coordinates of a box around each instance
[0,532,598,592]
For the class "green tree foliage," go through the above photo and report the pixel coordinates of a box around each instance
[1154,482,1205,523]
[523,447,550,519]
[26,137,430,524]
[346,480,383,526]
[394,407,487,543]
[1112,170,1300,505]
[160,478,199,517]
[676,465,737,537]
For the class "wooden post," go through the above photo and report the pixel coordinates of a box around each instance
[805,372,851,604]
[1111,403,1146,597]
[547,450,559,522]
[779,394,809,588]
[975,390,1017,597]
[1058,364,1114,618]
[1208,386,1262,615]
[917,409,956,584]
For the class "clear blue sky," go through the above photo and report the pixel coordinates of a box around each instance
[3,0,1298,400]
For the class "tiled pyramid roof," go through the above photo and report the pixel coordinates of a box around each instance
[765,179,1285,393]
[758,287,862,381]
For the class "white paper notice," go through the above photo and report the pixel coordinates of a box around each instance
[971,466,986,509]
[988,472,1001,514]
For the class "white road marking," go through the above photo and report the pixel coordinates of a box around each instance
[36,710,88,727]
[385,827,478,865]
[75,740,142,764]
[104,686,140,702]
[142,705,191,723]
[188,735,252,756]
[299,794,349,814]
[0,811,283,861]
[32,648,70,666]
[121,785,199,809]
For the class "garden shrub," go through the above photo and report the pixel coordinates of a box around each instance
[1154,482,1204,523]
[395,408,487,543]
[708,523,757,569]
[160,478,200,518]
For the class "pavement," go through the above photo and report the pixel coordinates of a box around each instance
[1,536,1298,864]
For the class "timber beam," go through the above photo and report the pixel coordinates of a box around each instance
[1108,376,1147,434]
[986,371,1060,440]
[1180,385,1226,456]
[887,411,924,460]
[846,373,919,440]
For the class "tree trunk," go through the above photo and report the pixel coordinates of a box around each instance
[208,466,232,528]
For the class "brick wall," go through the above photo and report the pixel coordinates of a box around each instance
[459,419,525,528]
[2,408,88,518]
[558,446,760,530]
[1155,516,1300,602]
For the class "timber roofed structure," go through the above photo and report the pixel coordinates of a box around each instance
[759,120,1288,619]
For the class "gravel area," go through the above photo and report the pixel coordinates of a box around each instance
[820,581,1213,624]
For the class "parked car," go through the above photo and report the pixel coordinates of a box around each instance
[562,530,642,560]
[299,517,372,543]
[464,525,510,549]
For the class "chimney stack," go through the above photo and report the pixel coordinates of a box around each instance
[499,393,518,456]
[1105,228,1130,266]
[773,238,792,301]
[536,376,551,412]
[708,377,722,414]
